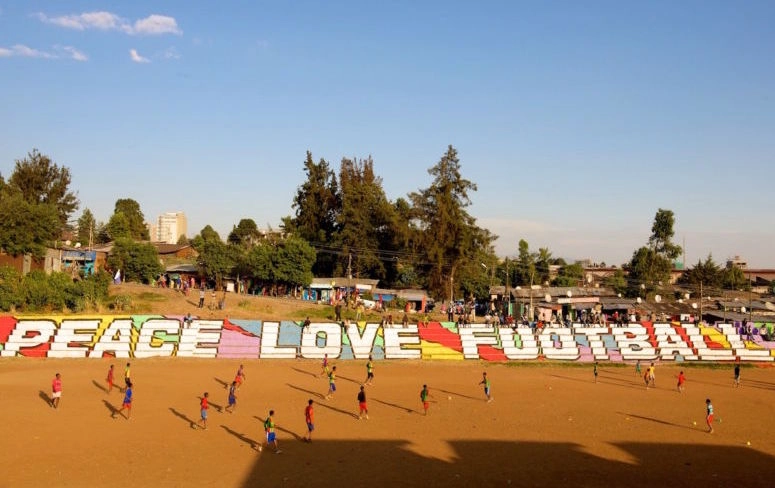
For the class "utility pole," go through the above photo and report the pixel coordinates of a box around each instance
[347,252,352,289]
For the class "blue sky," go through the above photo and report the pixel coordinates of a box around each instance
[1,1,773,267]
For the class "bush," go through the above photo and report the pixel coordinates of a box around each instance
[22,270,55,312]
[4,268,111,313]
[0,266,22,311]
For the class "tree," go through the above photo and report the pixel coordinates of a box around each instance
[604,269,628,296]
[514,239,537,286]
[107,238,162,284]
[7,149,79,229]
[649,209,682,260]
[113,198,149,240]
[76,208,96,247]
[535,247,553,285]
[106,212,131,240]
[228,218,261,248]
[273,237,316,289]
[333,156,396,281]
[191,225,221,254]
[283,151,340,276]
[721,266,750,291]
[682,254,722,289]
[0,188,60,257]
[627,209,682,294]
[409,145,491,300]
[553,263,584,287]
[197,238,237,290]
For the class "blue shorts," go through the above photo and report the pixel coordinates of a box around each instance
[307,422,314,432]
[228,396,236,406]
[329,383,337,392]
[201,409,208,420]
[267,432,276,443]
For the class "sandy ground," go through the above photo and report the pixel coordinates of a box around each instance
[1,359,774,488]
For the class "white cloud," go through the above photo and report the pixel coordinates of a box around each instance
[129,49,150,63]
[35,11,122,31]
[35,11,182,36]
[0,44,89,61]
[12,44,56,59]
[0,44,55,59]
[58,46,89,62]
[131,15,182,36]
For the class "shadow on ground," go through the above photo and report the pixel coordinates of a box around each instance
[240,440,775,488]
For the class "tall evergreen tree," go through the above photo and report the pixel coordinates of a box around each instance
[409,145,491,300]
[283,151,340,276]
[334,156,395,281]
[76,208,96,247]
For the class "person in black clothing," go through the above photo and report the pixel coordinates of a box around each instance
[357,385,369,420]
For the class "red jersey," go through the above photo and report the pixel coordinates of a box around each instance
[305,405,314,423]
[201,397,209,410]
[107,368,114,381]
[678,373,685,384]
[52,378,62,392]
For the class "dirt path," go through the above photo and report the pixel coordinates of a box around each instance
[1,360,774,487]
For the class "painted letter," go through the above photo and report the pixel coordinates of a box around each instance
[260,322,298,359]
[384,324,421,359]
[90,319,133,358]
[459,325,498,359]
[49,319,100,358]
[179,320,223,358]
[0,320,55,357]
[301,323,342,359]
[134,319,179,358]
[346,323,380,359]
[499,327,539,360]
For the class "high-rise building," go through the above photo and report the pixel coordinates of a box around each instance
[154,212,187,244]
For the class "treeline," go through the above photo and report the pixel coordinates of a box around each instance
[0,267,111,312]
[1,148,757,308]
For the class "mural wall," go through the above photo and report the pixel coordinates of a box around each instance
[0,315,774,361]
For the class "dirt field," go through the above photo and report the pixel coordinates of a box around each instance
[2,359,774,488]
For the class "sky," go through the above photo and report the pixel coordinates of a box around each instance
[1,1,773,267]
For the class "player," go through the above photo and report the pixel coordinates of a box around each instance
[226,382,237,413]
[198,392,210,429]
[643,370,650,390]
[321,354,330,378]
[357,385,369,420]
[593,362,599,383]
[479,372,492,402]
[420,384,432,416]
[106,364,115,394]
[364,355,374,386]
[305,400,314,442]
[648,362,656,387]
[264,410,281,453]
[113,380,133,419]
[734,363,741,388]
[235,364,246,389]
[705,398,714,434]
[51,373,62,409]
[124,362,132,389]
[677,371,686,393]
[325,366,337,400]
[635,360,641,377]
